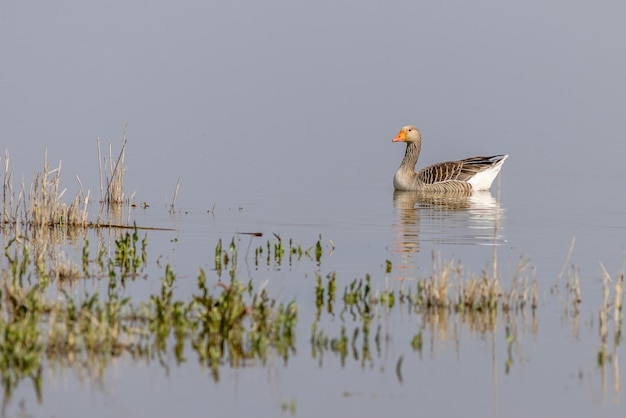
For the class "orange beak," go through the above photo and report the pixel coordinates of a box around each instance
[392,128,406,142]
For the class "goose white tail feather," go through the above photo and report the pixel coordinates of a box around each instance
[467,155,509,191]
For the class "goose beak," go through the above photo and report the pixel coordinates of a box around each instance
[392,129,406,142]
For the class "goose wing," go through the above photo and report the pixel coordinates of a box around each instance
[418,155,505,184]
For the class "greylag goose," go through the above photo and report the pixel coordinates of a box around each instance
[392,126,508,192]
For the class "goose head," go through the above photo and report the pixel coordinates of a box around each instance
[392,126,421,143]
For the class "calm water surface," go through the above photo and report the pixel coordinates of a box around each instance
[1,0,625,417]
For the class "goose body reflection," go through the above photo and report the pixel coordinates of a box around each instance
[392,190,505,256]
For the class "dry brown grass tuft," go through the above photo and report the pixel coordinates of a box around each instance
[98,131,127,206]
[29,156,90,228]
[1,152,90,229]
[413,254,536,316]
[1,131,132,232]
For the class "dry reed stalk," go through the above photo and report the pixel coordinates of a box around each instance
[98,137,103,202]
[15,179,26,237]
[615,273,624,325]
[424,255,454,308]
[613,274,623,396]
[108,140,125,204]
[565,265,582,308]
[170,177,180,212]
[461,278,480,310]
[531,279,538,310]
[3,151,14,225]
[557,237,576,285]
[510,256,532,311]
[599,263,611,343]
[573,268,581,304]
[76,175,90,225]
[66,189,89,227]
[98,130,127,206]
[486,273,501,308]
[30,156,60,226]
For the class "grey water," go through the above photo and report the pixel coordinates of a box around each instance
[1,0,625,417]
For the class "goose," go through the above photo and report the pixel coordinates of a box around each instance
[392,125,508,192]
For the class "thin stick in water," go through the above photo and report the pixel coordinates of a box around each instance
[170,177,180,211]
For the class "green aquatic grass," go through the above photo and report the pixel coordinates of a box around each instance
[0,230,307,397]
[251,233,324,268]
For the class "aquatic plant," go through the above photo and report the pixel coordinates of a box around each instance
[0,232,306,398]
[251,234,325,268]
[97,132,127,206]
[113,224,148,277]
[188,267,298,379]
[0,153,91,228]
[1,136,140,234]
[307,251,542,378]
[596,263,623,368]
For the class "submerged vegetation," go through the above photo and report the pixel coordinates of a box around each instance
[0,145,623,414]
[0,231,300,399]
[309,256,540,370]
